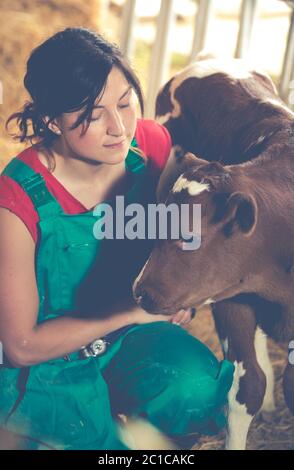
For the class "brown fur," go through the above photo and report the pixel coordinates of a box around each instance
[134,60,294,447]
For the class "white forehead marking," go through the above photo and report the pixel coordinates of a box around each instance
[265,98,294,118]
[173,174,210,196]
[161,58,274,121]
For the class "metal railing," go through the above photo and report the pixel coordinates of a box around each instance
[117,0,294,117]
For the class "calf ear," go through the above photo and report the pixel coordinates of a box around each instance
[155,77,174,119]
[182,152,207,169]
[221,192,258,237]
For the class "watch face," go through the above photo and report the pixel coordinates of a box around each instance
[91,339,107,355]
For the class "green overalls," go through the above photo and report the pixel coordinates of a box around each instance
[0,138,234,450]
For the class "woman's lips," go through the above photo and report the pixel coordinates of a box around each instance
[103,139,126,149]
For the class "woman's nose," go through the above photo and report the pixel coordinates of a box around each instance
[107,111,125,136]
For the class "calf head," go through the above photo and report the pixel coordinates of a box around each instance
[156,57,284,165]
[133,156,260,314]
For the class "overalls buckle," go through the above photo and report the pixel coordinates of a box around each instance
[22,173,54,207]
[79,339,110,358]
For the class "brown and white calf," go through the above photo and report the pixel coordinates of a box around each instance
[133,57,294,450]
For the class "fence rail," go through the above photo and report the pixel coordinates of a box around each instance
[112,0,294,117]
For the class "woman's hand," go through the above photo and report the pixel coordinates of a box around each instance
[132,306,196,327]
[132,307,171,325]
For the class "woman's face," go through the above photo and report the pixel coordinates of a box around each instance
[57,67,138,165]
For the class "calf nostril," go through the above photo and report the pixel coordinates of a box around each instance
[136,289,155,312]
[134,285,144,302]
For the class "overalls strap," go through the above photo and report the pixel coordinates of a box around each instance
[125,137,146,174]
[1,157,63,219]
[1,137,145,219]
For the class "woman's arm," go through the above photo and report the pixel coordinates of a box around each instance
[0,208,168,367]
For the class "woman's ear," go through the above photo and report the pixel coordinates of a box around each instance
[43,116,62,135]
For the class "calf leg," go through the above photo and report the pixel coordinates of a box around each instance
[283,361,294,415]
[212,300,266,450]
[254,327,275,414]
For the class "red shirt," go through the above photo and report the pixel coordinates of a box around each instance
[0,119,172,243]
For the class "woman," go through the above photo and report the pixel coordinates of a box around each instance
[0,27,234,450]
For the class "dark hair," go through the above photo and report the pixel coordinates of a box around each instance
[6,27,144,150]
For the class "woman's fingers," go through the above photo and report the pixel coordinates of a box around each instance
[136,310,170,324]
[135,307,196,326]
[171,309,192,325]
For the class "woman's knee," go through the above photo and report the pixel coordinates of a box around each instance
[105,323,234,435]
[141,358,234,436]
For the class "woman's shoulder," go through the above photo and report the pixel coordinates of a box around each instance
[135,118,172,171]
[0,149,40,242]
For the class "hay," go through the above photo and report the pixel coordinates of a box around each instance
[0,0,101,169]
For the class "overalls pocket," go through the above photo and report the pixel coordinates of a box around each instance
[4,359,121,450]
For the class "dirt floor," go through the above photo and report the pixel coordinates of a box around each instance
[188,307,294,450]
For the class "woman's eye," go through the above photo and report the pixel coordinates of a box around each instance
[89,115,102,122]
[119,103,130,109]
